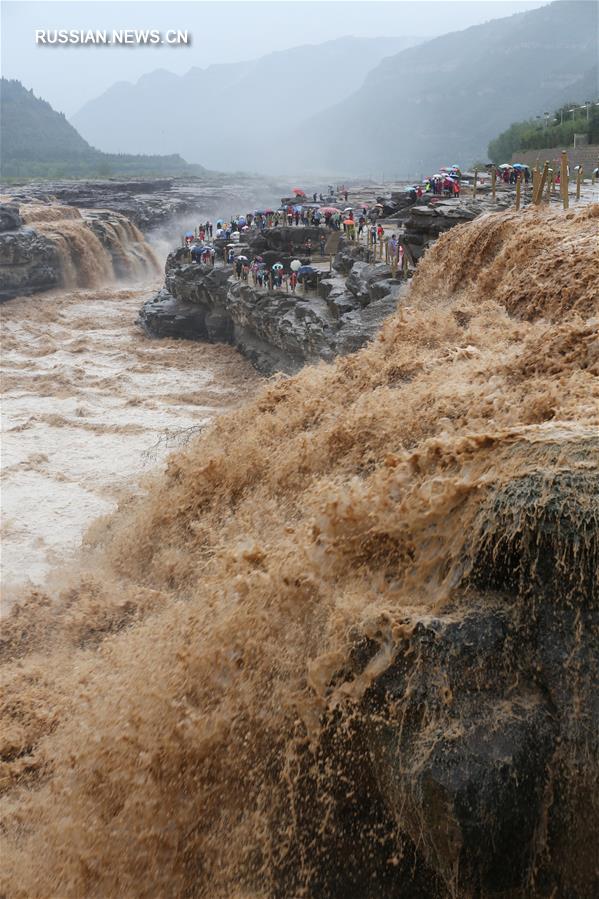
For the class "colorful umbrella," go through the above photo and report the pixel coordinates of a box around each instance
[343,219,354,226]
[292,188,306,196]
[272,263,284,270]
[320,207,341,215]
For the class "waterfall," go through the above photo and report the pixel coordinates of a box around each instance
[20,203,160,288]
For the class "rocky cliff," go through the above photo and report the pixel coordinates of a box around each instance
[140,231,407,374]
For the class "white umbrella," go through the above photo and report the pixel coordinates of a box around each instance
[290,259,302,272]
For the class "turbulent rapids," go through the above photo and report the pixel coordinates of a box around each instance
[0,206,598,898]
[1,283,261,588]
[1,202,160,298]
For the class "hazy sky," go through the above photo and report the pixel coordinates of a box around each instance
[2,1,549,116]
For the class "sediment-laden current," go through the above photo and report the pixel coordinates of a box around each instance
[1,282,260,590]
[0,205,598,899]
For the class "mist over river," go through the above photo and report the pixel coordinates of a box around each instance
[1,280,260,591]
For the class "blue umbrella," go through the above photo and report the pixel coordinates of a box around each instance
[298,265,315,275]
[293,205,303,212]
[185,231,194,238]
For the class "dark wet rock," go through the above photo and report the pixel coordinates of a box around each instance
[0,203,22,233]
[318,444,599,898]
[0,228,61,301]
[403,196,513,261]
[140,240,408,374]
[134,288,209,340]
[247,226,323,257]
[345,262,394,306]
[333,239,373,274]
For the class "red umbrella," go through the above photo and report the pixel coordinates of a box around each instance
[320,206,341,215]
[292,188,306,196]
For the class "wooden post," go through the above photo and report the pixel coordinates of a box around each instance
[576,166,583,201]
[329,254,332,273]
[515,173,522,210]
[472,170,478,198]
[532,169,540,203]
[560,151,569,209]
[545,169,552,203]
[402,251,409,278]
[491,168,497,202]
[534,162,549,205]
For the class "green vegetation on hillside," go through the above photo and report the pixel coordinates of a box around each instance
[488,101,599,162]
[0,79,205,179]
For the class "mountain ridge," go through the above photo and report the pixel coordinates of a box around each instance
[301,0,598,175]
[70,35,423,170]
[0,79,207,180]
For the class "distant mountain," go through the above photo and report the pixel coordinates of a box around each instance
[302,0,598,177]
[71,35,422,172]
[0,79,206,179]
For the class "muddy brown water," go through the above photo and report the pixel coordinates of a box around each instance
[1,281,260,591]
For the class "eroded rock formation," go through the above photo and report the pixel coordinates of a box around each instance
[139,233,407,374]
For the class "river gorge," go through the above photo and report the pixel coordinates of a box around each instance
[0,183,597,899]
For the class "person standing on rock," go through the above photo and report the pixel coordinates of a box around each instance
[377,224,384,243]
[320,234,326,256]
[358,216,365,239]
[305,238,312,258]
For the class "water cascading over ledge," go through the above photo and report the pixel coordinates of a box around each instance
[0,202,160,299]
[0,205,597,899]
